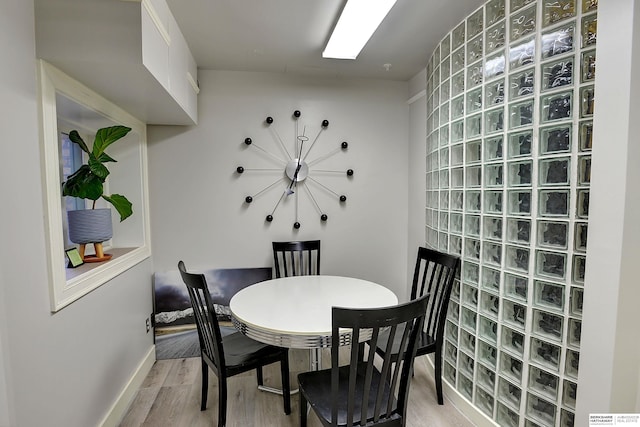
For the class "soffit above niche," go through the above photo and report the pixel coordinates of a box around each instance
[34,0,197,126]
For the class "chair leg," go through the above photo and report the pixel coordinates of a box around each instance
[280,351,291,415]
[300,391,307,427]
[256,366,264,386]
[435,348,444,405]
[218,377,228,427]
[200,358,209,411]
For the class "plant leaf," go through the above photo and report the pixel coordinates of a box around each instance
[102,194,133,222]
[92,126,132,158]
[62,165,103,200]
[68,130,90,154]
[97,152,117,163]
[88,154,110,179]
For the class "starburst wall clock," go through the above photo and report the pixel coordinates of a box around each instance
[236,110,354,229]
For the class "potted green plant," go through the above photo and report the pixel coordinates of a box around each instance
[62,125,133,262]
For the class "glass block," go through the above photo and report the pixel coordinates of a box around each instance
[484,242,502,267]
[539,189,569,217]
[477,363,496,391]
[478,339,498,368]
[501,352,524,383]
[445,339,458,365]
[432,47,441,72]
[460,351,475,378]
[460,329,477,354]
[441,56,451,80]
[540,125,571,154]
[466,114,482,138]
[583,0,598,13]
[561,409,575,427]
[507,218,531,245]
[504,272,528,301]
[482,267,501,292]
[572,255,586,284]
[466,215,481,237]
[543,0,575,27]
[448,300,460,323]
[542,91,572,123]
[510,0,536,13]
[542,57,573,91]
[529,365,559,400]
[451,95,465,119]
[582,49,596,82]
[509,38,535,69]
[485,108,505,134]
[464,262,480,287]
[508,130,532,158]
[466,166,482,188]
[574,222,588,252]
[537,220,568,249]
[485,136,503,161]
[458,373,473,400]
[568,318,581,347]
[439,212,449,231]
[527,393,556,425]
[510,100,535,129]
[579,121,593,152]
[440,169,449,189]
[533,280,564,311]
[440,124,450,146]
[533,309,564,342]
[452,120,464,143]
[451,168,463,188]
[486,79,505,106]
[451,235,462,255]
[507,190,532,215]
[502,325,525,356]
[486,0,506,27]
[485,164,504,187]
[531,337,561,371]
[484,216,503,241]
[452,49,466,76]
[508,160,532,186]
[536,250,567,279]
[446,319,459,342]
[542,24,575,59]
[580,85,595,117]
[461,306,478,332]
[570,286,583,316]
[468,8,484,40]
[451,280,461,301]
[441,83,450,105]
[452,22,466,51]
[439,147,450,169]
[563,380,577,409]
[440,33,451,59]
[439,232,448,252]
[509,68,535,99]
[539,158,570,186]
[465,239,481,262]
[485,53,505,80]
[525,419,544,427]
[582,13,597,47]
[511,5,536,42]
[466,190,481,212]
[576,189,589,218]
[451,190,463,211]
[565,349,579,379]
[467,87,483,113]
[505,246,530,274]
[468,62,484,88]
[476,386,494,417]
[485,190,503,213]
[479,316,498,344]
[468,35,484,65]
[503,298,526,329]
[498,386,521,422]
[444,361,456,385]
[451,72,464,98]
[450,213,463,234]
[486,21,506,54]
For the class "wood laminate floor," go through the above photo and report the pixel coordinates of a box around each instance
[119,349,475,427]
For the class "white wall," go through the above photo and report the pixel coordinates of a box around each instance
[577,0,640,422]
[148,70,411,299]
[0,2,155,426]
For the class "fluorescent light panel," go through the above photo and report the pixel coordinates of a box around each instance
[323,0,398,60]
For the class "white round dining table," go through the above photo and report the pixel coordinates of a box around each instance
[229,275,398,350]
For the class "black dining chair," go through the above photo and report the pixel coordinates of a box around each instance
[178,261,291,427]
[297,294,430,427]
[375,247,460,405]
[272,240,320,278]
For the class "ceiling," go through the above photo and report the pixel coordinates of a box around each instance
[165,0,486,81]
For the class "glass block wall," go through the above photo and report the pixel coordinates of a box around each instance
[425,1,597,426]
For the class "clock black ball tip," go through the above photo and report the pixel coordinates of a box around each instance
[347,169,354,176]
[244,137,252,145]
[236,166,244,174]
[266,116,273,124]
[321,214,328,221]
[245,196,253,203]
[266,215,273,222]
[293,110,301,118]
[294,222,301,229]
[339,195,347,202]
[322,119,329,128]
[341,141,348,149]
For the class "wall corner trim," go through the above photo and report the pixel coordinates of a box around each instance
[407,89,426,105]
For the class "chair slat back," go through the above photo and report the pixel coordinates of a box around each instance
[411,247,460,345]
[331,295,429,426]
[178,261,226,373]
[272,240,320,278]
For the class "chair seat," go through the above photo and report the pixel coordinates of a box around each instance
[376,328,436,359]
[298,363,400,427]
[222,331,284,368]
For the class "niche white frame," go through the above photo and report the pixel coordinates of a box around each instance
[38,60,151,312]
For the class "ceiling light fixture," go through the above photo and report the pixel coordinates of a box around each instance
[322,0,398,60]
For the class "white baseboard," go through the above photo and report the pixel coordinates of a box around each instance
[420,356,499,427]
[99,346,156,427]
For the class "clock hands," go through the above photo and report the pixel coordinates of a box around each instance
[285,130,306,196]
